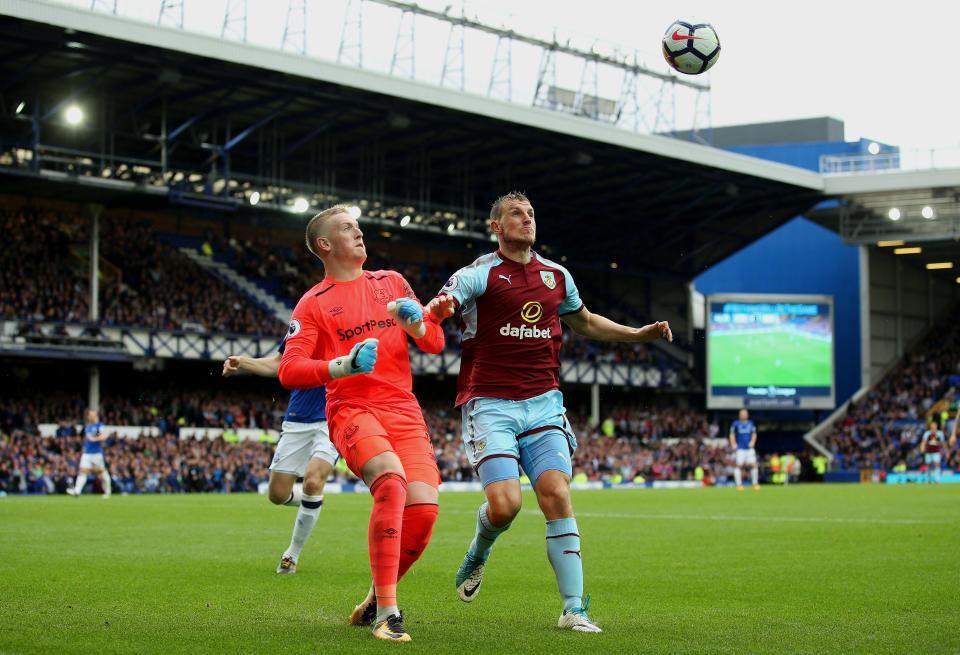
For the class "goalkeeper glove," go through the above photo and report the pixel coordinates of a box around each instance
[387,298,426,338]
[328,338,378,379]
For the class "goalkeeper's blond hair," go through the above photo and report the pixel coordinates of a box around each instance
[305,204,353,258]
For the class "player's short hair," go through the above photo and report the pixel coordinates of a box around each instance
[305,204,353,257]
[489,190,529,222]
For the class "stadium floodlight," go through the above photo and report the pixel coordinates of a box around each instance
[400,215,411,227]
[877,240,905,247]
[447,223,456,233]
[249,191,261,206]
[887,208,901,221]
[893,247,922,255]
[292,197,310,213]
[15,101,25,114]
[921,206,935,219]
[867,142,881,155]
[347,205,362,219]
[926,262,953,270]
[610,262,619,269]
[64,104,83,126]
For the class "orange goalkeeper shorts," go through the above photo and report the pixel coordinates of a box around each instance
[329,403,440,487]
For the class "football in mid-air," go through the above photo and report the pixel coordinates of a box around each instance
[661,21,720,75]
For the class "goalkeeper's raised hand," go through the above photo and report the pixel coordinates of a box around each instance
[387,298,426,338]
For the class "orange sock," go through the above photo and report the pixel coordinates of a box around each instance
[397,503,439,580]
[368,473,407,608]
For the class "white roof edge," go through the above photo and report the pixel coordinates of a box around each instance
[824,168,960,195]
[2,0,826,191]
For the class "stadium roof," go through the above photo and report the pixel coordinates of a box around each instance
[0,0,827,278]
[806,169,960,269]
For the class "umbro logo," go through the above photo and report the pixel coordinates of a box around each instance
[499,274,512,285]
[329,306,344,316]
[384,528,399,536]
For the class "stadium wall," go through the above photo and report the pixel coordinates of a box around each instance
[867,248,957,383]
[724,138,896,173]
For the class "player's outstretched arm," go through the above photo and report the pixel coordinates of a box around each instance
[426,294,456,322]
[387,297,445,354]
[387,298,427,338]
[222,353,281,378]
[561,307,672,343]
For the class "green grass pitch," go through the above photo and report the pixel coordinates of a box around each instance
[710,331,832,387]
[1,485,958,654]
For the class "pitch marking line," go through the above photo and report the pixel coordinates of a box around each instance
[445,509,948,526]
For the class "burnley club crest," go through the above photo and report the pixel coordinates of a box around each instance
[540,271,556,290]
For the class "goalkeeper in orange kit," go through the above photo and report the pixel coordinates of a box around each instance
[278,204,445,643]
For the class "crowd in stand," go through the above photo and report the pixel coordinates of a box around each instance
[1,207,283,336]
[209,233,684,375]
[822,313,960,472]
[1,389,755,494]
[1,429,272,495]
[3,202,687,376]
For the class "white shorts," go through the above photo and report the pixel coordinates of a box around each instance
[269,420,336,477]
[79,453,106,470]
[735,448,757,467]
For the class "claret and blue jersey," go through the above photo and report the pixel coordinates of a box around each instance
[439,250,583,407]
[731,419,756,449]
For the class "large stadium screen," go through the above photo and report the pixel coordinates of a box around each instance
[706,294,835,410]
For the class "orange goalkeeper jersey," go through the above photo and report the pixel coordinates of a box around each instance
[278,269,444,416]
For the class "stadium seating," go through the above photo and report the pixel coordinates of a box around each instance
[0,430,272,495]
[821,312,960,473]
[0,206,284,336]
[0,382,768,494]
[2,200,682,373]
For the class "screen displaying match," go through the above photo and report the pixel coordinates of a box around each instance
[706,294,835,410]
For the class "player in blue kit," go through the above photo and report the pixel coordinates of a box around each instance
[67,408,112,498]
[223,333,335,574]
[729,408,759,491]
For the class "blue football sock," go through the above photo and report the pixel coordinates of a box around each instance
[546,517,583,612]
[467,502,510,562]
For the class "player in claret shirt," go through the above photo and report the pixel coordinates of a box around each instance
[278,204,445,643]
[921,419,945,484]
[427,191,673,633]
